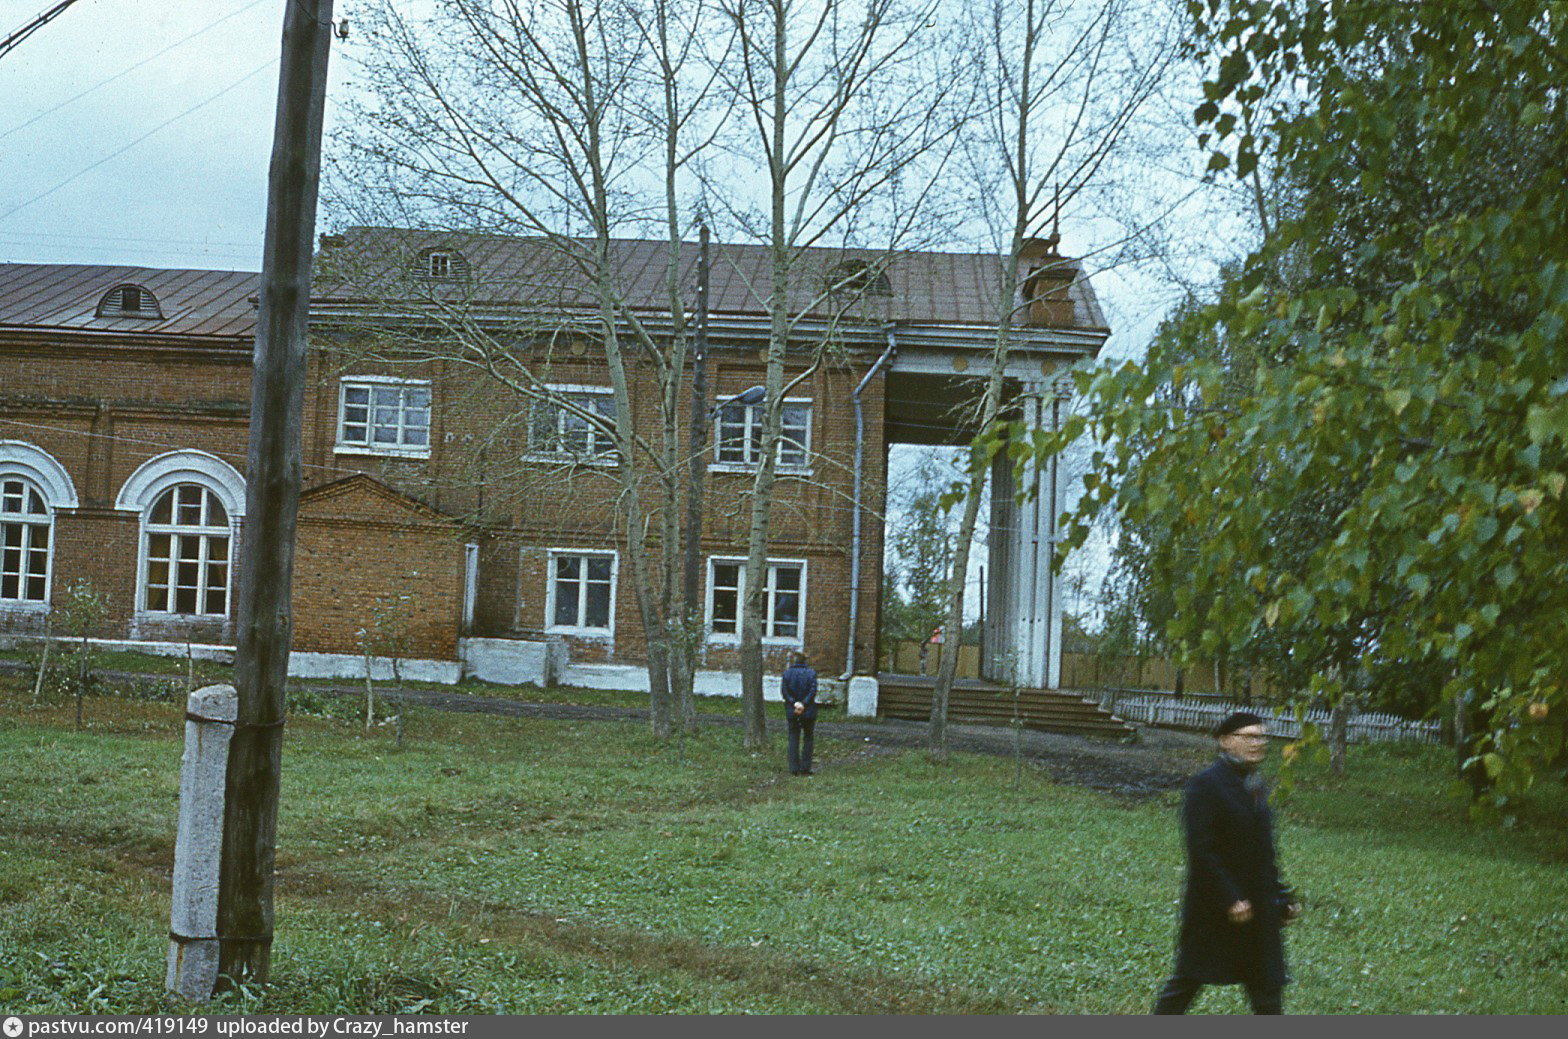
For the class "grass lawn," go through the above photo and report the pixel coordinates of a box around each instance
[1,674,1565,1015]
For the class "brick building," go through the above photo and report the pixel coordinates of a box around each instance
[0,230,1108,696]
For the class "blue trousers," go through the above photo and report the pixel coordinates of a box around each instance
[787,715,815,774]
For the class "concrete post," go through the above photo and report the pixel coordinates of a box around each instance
[847,675,879,718]
[167,684,238,1002]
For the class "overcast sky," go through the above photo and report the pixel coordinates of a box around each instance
[0,0,348,271]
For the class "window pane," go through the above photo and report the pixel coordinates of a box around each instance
[2,524,18,551]
[178,537,202,563]
[207,589,226,614]
[176,485,203,524]
[584,580,610,628]
[26,574,45,601]
[407,386,432,410]
[553,582,579,626]
[148,533,172,560]
[207,497,228,526]
[372,387,401,408]
[711,589,738,632]
[772,590,800,638]
[175,585,198,614]
[772,565,800,592]
[147,585,168,611]
[556,556,581,581]
[344,386,369,406]
[714,562,741,591]
[0,480,20,513]
[587,556,612,582]
[26,488,45,514]
[147,560,169,588]
[1,573,15,600]
[150,491,173,525]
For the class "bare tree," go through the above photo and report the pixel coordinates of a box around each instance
[714,0,961,747]
[328,0,733,737]
[926,0,1178,758]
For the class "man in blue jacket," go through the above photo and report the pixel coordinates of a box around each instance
[1153,710,1300,1014]
[780,652,818,776]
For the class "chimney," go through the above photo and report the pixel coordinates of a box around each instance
[1019,235,1075,328]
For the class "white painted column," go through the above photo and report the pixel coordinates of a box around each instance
[984,386,1060,689]
[167,683,237,1002]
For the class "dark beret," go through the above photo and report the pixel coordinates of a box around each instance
[1215,710,1266,737]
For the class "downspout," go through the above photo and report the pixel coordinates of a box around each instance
[844,326,898,680]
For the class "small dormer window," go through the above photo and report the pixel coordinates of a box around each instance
[96,283,162,318]
[416,247,468,281]
[827,259,892,297]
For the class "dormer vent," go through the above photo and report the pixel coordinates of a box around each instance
[416,247,469,281]
[96,283,162,319]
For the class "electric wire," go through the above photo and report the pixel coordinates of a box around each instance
[0,57,277,223]
[0,0,272,141]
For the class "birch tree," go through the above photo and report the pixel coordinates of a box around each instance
[926,0,1178,757]
[329,0,731,737]
[716,0,959,747]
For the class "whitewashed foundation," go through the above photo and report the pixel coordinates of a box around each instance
[166,684,238,1002]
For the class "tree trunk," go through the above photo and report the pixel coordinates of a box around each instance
[1328,696,1352,775]
[75,629,87,729]
[32,615,51,706]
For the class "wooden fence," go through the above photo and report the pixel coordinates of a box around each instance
[1097,691,1441,744]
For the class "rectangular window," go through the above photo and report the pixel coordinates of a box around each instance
[714,401,810,469]
[337,378,432,457]
[529,389,616,462]
[707,558,806,642]
[549,552,615,632]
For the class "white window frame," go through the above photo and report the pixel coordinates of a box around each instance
[116,450,245,621]
[544,548,618,637]
[524,385,618,466]
[704,556,807,646]
[335,376,432,459]
[0,475,53,609]
[140,483,232,617]
[427,251,452,279]
[710,398,812,474]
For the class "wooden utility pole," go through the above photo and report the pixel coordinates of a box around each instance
[216,0,334,986]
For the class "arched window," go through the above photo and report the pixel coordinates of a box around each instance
[0,441,75,610]
[117,450,245,620]
[143,484,230,616]
[0,477,51,604]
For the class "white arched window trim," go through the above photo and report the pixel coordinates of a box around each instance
[0,442,76,612]
[0,440,80,509]
[116,451,245,617]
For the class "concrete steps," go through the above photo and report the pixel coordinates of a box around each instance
[876,675,1133,738]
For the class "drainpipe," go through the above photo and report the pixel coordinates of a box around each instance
[844,327,898,679]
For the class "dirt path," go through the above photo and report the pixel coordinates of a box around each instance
[2,659,1209,796]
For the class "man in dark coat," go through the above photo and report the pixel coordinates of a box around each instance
[780,652,818,776]
[1153,710,1301,1014]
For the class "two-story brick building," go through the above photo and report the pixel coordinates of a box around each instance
[0,229,1108,698]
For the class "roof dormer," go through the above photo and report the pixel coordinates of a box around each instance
[415,247,470,281]
[96,283,162,319]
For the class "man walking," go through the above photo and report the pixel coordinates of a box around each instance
[781,652,818,776]
[1154,710,1300,1014]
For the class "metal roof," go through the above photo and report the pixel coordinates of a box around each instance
[313,227,1109,332]
[0,263,259,339]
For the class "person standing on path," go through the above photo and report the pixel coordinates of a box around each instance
[1153,710,1301,1014]
[781,652,818,776]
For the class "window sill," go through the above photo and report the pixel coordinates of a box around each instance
[545,625,614,640]
[522,453,619,469]
[134,611,229,621]
[334,444,431,460]
[707,463,812,478]
[0,600,49,614]
[705,633,804,648]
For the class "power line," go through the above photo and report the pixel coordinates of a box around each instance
[0,1,83,62]
[0,0,272,141]
[0,57,276,223]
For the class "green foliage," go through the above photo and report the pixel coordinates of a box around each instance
[1015,0,1568,808]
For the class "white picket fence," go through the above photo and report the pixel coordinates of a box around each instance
[1099,692,1441,744]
